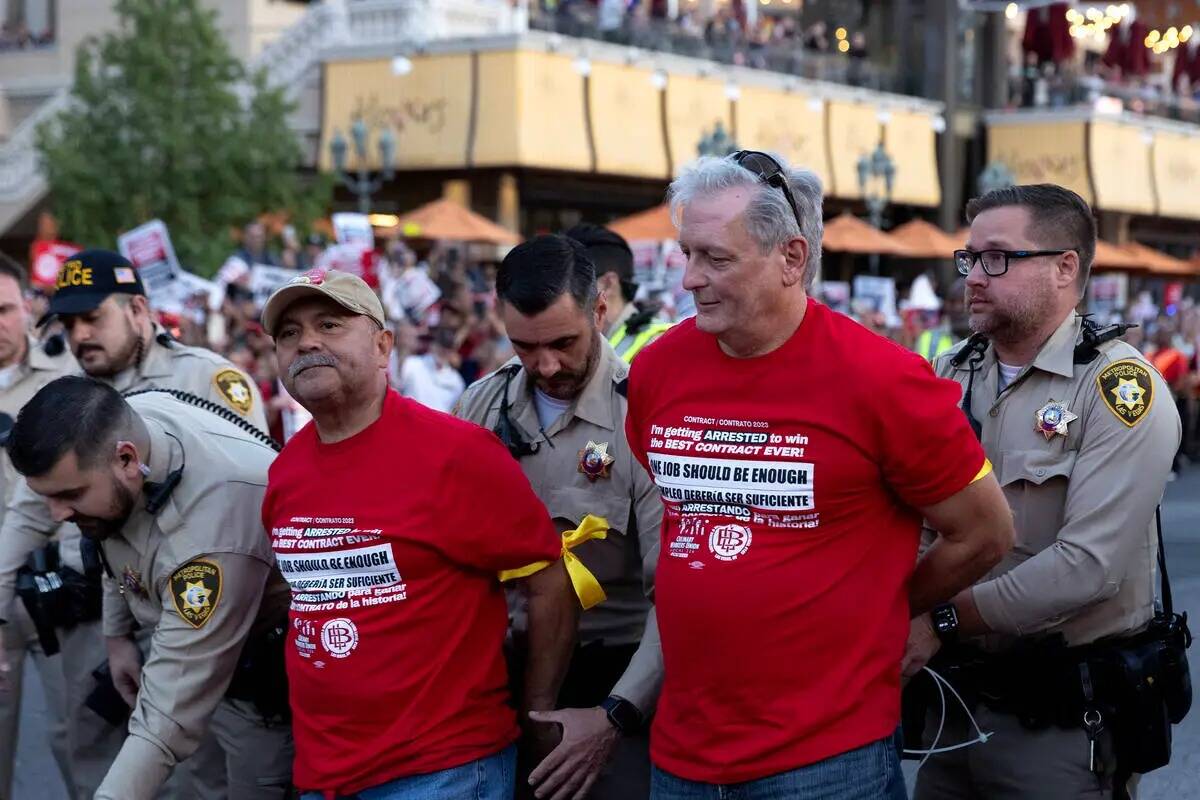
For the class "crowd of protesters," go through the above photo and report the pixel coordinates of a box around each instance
[45,218,1195,472]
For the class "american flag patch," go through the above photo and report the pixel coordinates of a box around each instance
[114,267,137,284]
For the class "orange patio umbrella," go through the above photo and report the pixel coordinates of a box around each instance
[890,219,960,259]
[821,213,913,256]
[388,198,519,246]
[1091,240,1144,270]
[609,204,676,242]
[1119,242,1197,276]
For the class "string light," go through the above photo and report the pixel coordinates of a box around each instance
[835,27,847,41]
[837,39,850,53]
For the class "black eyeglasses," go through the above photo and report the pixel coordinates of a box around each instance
[730,150,803,231]
[954,248,1076,277]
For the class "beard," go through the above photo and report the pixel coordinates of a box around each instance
[968,284,1055,346]
[71,480,136,541]
[535,328,601,401]
[76,316,142,379]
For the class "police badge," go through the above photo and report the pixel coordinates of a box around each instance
[120,565,147,598]
[1035,401,1077,440]
[578,441,614,482]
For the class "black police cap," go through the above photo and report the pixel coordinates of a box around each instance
[38,249,145,327]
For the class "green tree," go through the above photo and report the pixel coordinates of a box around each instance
[36,0,330,276]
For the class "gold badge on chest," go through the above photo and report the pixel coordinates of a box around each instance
[1035,400,1077,440]
[578,440,614,481]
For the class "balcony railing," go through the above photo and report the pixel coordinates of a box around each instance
[1011,70,1200,125]
[528,8,899,94]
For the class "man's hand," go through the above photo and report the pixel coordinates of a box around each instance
[0,626,10,692]
[527,707,619,800]
[106,635,143,708]
[901,613,941,682]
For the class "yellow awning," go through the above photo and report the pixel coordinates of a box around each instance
[319,54,473,171]
[1089,121,1155,215]
[734,86,831,190]
[664,73,730,174]
[987,120,1093,204]
[825,101,881,199]
[883,111,941,208]
[588,62,670,179]
[473,50,591,171]
[1153,131,1200,221]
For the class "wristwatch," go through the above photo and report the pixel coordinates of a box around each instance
[601,696,643,735]
[931,603,959,645]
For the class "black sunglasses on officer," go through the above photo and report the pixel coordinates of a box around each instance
[729,150,804,231]
[953,248,1078,278]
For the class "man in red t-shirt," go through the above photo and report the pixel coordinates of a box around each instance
[259,269,578,800]
[625,152,1015,799]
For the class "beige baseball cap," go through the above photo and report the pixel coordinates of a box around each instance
[261,269,386,337]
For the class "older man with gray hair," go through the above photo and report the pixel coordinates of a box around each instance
[622,151,1014,799]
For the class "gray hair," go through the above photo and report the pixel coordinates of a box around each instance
[667,154,824,290]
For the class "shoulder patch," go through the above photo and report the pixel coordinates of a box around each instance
[213,368,254,415]
[1097,359,1154,427]
[169,559,222,628]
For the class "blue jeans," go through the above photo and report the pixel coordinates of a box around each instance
[651,736,907,800]
[300,745,516,800]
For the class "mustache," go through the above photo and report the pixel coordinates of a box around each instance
[288,352,338,379]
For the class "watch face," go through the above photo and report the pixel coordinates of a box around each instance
[604,698,642,733]
[933,604,958,634]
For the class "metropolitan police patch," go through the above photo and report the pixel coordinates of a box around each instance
[1097,359,1154,427]
[170,560,222,628]
[213,368,254,415]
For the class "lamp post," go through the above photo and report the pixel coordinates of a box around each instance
[977,160,1016,197]
[329,119,396,214]
[856,141,897,275]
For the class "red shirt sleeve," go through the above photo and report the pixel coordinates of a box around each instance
[875,353,987,509]
[435,424,561,571]
[625,355,650,472]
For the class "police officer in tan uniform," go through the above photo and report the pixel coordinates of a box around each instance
[0,250,266,799]
[904,186,1181,800]
[455,235,663,800]
[0,254,77,800]
[6,377,292,799]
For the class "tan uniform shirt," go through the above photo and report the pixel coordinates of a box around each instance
[454,339,664,713]
[0,329,266,622]
[93,393,290,800]
[0,335,76,505]
[929,314,1180,647]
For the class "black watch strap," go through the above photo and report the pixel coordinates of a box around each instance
[931,602,959,645]
[601,696,643,734]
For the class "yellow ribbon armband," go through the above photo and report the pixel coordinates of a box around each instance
[969,458,993,485]
[498,514,609,610]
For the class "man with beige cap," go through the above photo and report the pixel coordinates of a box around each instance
[260,268,578,800]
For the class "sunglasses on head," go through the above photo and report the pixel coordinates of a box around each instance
[730,150,804,231]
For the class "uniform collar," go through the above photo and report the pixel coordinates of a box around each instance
[111,325,173,391]
[1028,312,1081,379]
[950,312,1080,381]
[569,339,624,432]
[507,337,625,435]
[143,416,177,486]
[25,334,62,372]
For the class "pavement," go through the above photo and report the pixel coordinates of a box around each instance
[10,471,1200,799]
